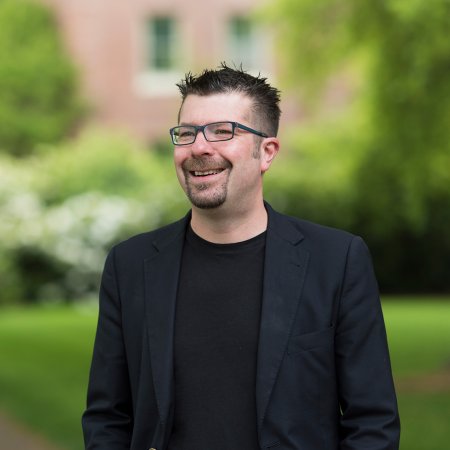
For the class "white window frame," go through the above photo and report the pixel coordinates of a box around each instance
[134,16,182,97]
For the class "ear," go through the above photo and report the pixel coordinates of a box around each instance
[260,137,280,174]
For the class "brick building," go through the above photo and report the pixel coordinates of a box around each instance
[41,0,288,144]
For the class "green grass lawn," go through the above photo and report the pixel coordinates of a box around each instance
[382,297,450,377]
[0,305,97,450]
[382,297,450,450]
[0,297,449,450]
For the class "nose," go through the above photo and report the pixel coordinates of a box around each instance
[190,129,213,156]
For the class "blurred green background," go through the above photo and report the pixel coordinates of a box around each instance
[0,0,449,448]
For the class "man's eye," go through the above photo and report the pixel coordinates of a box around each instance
[214,128,232,135]
[179,130,195,138]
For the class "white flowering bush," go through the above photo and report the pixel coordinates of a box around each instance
[1,191,151,301]
[0,129,187,304]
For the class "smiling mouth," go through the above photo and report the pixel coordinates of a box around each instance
[190,169,225,177]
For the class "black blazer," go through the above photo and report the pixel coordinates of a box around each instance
[82,204,400,450]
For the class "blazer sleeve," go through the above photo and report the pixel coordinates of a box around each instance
[82,247,133,450]
[335,236,400,450]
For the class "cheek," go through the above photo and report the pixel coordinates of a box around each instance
[173,154,187,185]
[241,156,264,177]
[173,150,183,166]
[174,151,187,171]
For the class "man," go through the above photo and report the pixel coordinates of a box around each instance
[82,64,400,450]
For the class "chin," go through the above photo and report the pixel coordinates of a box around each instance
[190,197,227,210]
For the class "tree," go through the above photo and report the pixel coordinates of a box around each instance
[266,0,450,292]
[0,0,83,156]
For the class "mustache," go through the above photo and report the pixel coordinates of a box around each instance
[182,156,232,172]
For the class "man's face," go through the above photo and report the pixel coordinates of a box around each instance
[174,92,267,211]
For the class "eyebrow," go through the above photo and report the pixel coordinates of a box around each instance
[177,121,231,127]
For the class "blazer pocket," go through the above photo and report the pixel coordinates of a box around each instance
[287,326,335,355]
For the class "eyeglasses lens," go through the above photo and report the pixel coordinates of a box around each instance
[172,122,235,145]
[204,122,234,142]
[172,126,195,145]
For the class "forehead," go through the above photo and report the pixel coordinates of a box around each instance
[179,92,253,125]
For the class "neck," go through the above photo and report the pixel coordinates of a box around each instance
[190,198,268,244]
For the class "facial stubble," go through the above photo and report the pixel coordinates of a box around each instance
[181,141,261,210]
[179,154,227,209]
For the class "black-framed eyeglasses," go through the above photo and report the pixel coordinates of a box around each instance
[169,121,268,146]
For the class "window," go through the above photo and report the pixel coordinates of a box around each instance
[147,17,176,70]
[135,16,181,97]
[227,16,263,71]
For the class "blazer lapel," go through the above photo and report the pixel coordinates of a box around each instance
[256,205,310,434]
[143,215,189,424]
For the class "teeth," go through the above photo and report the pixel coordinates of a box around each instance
[194,170,222,176]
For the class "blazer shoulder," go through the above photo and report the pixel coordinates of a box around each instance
[110,214,188,260]
[294,216,355,243]
[298,217,362,258]
[272,210,370,276]
[270,205,355,244]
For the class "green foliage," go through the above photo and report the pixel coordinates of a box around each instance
[32,128,174,204]
[265,0,450,292]
[0,0,83,156]
[265,113,367,231]
[264,0,356,101]
[0,128,188,304]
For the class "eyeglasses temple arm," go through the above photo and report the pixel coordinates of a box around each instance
[235,122,268,138]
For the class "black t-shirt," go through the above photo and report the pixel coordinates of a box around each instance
[167,225,266,450]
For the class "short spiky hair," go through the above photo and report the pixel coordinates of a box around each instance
[176,63,281,137]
